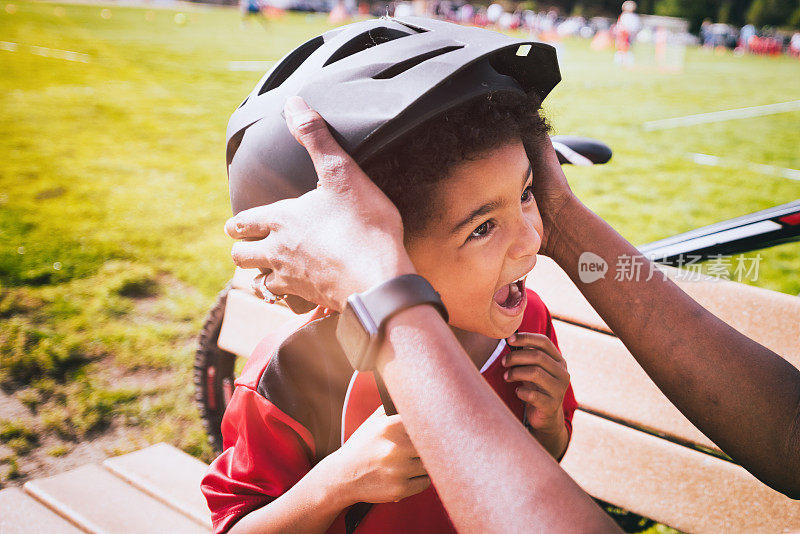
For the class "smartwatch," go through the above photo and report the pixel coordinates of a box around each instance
[335,274,448,371]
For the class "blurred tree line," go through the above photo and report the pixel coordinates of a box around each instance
[530,0,800,30]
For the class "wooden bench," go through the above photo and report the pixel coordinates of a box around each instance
[217,259,800,533]
[0,443,212,533]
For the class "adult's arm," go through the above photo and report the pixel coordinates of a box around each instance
[374,304,617,532]
[228,97,620,533]
[528,136,800,498]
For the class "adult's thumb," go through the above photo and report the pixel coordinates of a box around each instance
[284,96,362,191]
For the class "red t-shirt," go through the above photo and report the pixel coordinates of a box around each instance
[201,289,577,533]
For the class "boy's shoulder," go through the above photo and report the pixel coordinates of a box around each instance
[234,311,354,459]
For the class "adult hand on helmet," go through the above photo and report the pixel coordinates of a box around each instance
[525,136,579,260]
[226,96,416,312]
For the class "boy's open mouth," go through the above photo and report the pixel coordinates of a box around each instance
[493,277,527,314]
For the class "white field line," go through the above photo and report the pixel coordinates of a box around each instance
[1,41,90,63]
[228,60,274,71]
[688,153,800,181]
[30,45,90,63]
[644,100,800,131]
[4,43,273,71]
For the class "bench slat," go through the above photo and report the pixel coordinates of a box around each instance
[218,288,294,358]
[0,487,84,533]
[555,319,717,451]
[527,256,800,368]
[103,442,212,528]
[562,410,800,533]
[24,463,209,534]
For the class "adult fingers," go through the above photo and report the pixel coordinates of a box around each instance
[283,96,364,191]
[230,239,275,270]
[225,205,274,240]
[532,134,562,170]
[251,270,291,303]
[506,332,563,363]
[251,271,268,300]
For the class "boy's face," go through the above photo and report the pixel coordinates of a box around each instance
[405,140,542,340]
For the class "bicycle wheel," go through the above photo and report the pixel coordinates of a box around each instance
[194,283,238,452]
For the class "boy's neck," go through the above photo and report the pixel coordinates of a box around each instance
[450,327,502,369]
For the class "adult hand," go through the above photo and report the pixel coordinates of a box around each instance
[226,97,415,311]
[525,136,578,259]
[330,406,431,504]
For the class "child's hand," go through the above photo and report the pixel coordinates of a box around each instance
[331,406,430,505]
[502,332,570,458]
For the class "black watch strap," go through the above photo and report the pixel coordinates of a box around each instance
[337,274,448,372]
[360,274,448,329]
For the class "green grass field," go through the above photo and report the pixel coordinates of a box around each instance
[0,0,798,502]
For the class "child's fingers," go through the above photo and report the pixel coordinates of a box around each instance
[502,350,568,382]
[502,349,567,374]
[507,365,562,395]
[348,406,387,439]
[404,475,431,497]
[506,332,563,363]
[504,363,565,387]
[516,385,553,406]
[367,405,387,419]
[406,457,427,478]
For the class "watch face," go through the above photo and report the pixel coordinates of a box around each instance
[336,303,372,369]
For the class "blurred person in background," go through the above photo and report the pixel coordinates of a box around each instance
[458,2,473,24]
[240,0,267,28]
[701,18,714,48]
[614,0,640,66]
[739,23,756,52]
[486,2,503,28]
[791,31,800,57]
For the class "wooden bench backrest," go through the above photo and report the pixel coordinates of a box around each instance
[221,262,800,532]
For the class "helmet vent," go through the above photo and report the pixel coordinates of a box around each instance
[392,19,429,33]
[258,35,325,95]
[323,28,412,67]
[373,45,463,79]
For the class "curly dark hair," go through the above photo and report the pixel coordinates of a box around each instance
[362,90,551,238]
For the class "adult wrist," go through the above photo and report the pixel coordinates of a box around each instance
[339,248,417,312]
[543,194,587,266]
[337,274,447,372]
[373,303,449,373]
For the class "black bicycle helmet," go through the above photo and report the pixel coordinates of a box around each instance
[226,15,561,215]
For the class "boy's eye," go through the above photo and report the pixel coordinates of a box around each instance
[469,221,493,240]
[521,185,533,203]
